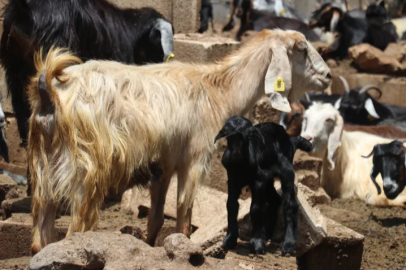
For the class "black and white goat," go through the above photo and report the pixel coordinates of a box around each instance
[215,115,312,256]
[309,1,397,59]
[0,0,175,149]
[363,140,406,200]
[222,0,318,41]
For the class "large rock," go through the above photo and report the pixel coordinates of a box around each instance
[28,231,243,270]
[348,43,406,75]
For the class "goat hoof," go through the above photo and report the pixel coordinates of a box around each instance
[250,238,265,255]
[281,241,296,257]
[223,233,238,249]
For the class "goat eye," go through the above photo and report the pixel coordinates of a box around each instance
[296,42,308,53]
[325,118,334,124]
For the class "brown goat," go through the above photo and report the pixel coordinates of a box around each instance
[27,29,331,254]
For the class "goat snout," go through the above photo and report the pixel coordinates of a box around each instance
[325,72,332,80]
[383,180,399,199]
[304,136,313,143]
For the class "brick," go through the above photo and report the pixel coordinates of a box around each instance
[172,0,201,33]
[297,218,364,270]
[0,174,16,205]
[173,33,240,63]
[0,117,27,176]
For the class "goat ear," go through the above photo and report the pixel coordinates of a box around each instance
[156,19,174,62]
[334,97,342,109]
[330,10,340,33]
[265,46,292,113]
[327,113,343,170]
[364,98,380,119]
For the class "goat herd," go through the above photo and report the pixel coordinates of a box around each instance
[0,0,405,264]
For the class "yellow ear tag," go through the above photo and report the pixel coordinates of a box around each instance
[227,14,231,18]
[280,9,286,15]
[166,53,175,62]
[367,114,377,121]
[274,77,285,92]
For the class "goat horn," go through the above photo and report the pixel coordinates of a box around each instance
[338,76,350,93]
[359,85,382,99]
[362,148,375,158]
[304,92,311,103]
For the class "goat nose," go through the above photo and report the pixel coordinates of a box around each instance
[326,72,332,80]
[304,136,313,143]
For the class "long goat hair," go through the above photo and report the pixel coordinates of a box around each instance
[27,29,331,254]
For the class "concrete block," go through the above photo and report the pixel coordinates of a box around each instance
[172,0,201,33]
[1,196,31,219]
[0,116,27,176]
[108,0,173,22]
[294,152,323,176]
[0,213,69,260]
[298,183,331,207]
[297,218,364,270]
[173,33,240,63]
[0,174,16,204]
[330,70,406,108]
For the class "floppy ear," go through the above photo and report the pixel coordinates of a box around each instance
[370,165,382,195]
[334,97,342,109]
[265,46,292,113]
[214,128,230,143]
[364,98,380,119]
[330,10,340,33]
[327,113,343,170]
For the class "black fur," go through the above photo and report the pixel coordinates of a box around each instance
[198,0,215,33]
[365,140,406,200]
[1,0,174,196]
[216,115,312,256]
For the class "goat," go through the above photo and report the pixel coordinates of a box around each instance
[363,140,406,200]
[0,0,174,149]
[27,30,332,254]
[222,0,317,41]
[198,0,215,33]
[215,115,312,256]
[363,0,398,51]
[301,102,406,206]
[282,101,406,139]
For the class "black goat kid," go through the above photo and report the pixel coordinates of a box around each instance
[363,140,406,200]
[198,0,215,33]
[215,116,313,256]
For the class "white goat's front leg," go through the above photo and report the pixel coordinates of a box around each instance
[176,161,207,237]
[146,174,172,246]
[31,196,58,255]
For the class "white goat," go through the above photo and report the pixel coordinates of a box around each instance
[301,102,406,207]
[27,29,331,254]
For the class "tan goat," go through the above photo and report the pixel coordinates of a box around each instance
[27,29,331,254]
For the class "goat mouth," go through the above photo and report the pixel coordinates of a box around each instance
[384,191,400,200]
[317,76,331,87]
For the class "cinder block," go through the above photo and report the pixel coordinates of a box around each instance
[173,33,240,63]
[108,0,173,22]
[0,117,27,176]
[0,214,69,260]
[1,196,31,219]
[297,218,364,270]
[330,70,406,108]
[0,174,16,204]
[172,0,201,33]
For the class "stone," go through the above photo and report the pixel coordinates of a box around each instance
[173,33,240,63]
[0,174,16,204]
[298,183,331,207]
[164,233,204,262]
[294,152,322,176]
[120,225,146,241]
[172,0,201,33]
[28,231,244,270]
[249,96,282,125]
[297,218,364,270]
[348,43,406,75]
[384,42,406,63]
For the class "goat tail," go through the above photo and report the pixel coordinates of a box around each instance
[28,46,82,112]
[290,136,313,153]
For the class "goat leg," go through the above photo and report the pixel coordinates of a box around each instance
[279,162,298,257]
[223,181,241,249]
[265,182,281,240]
[249,180,268,254]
